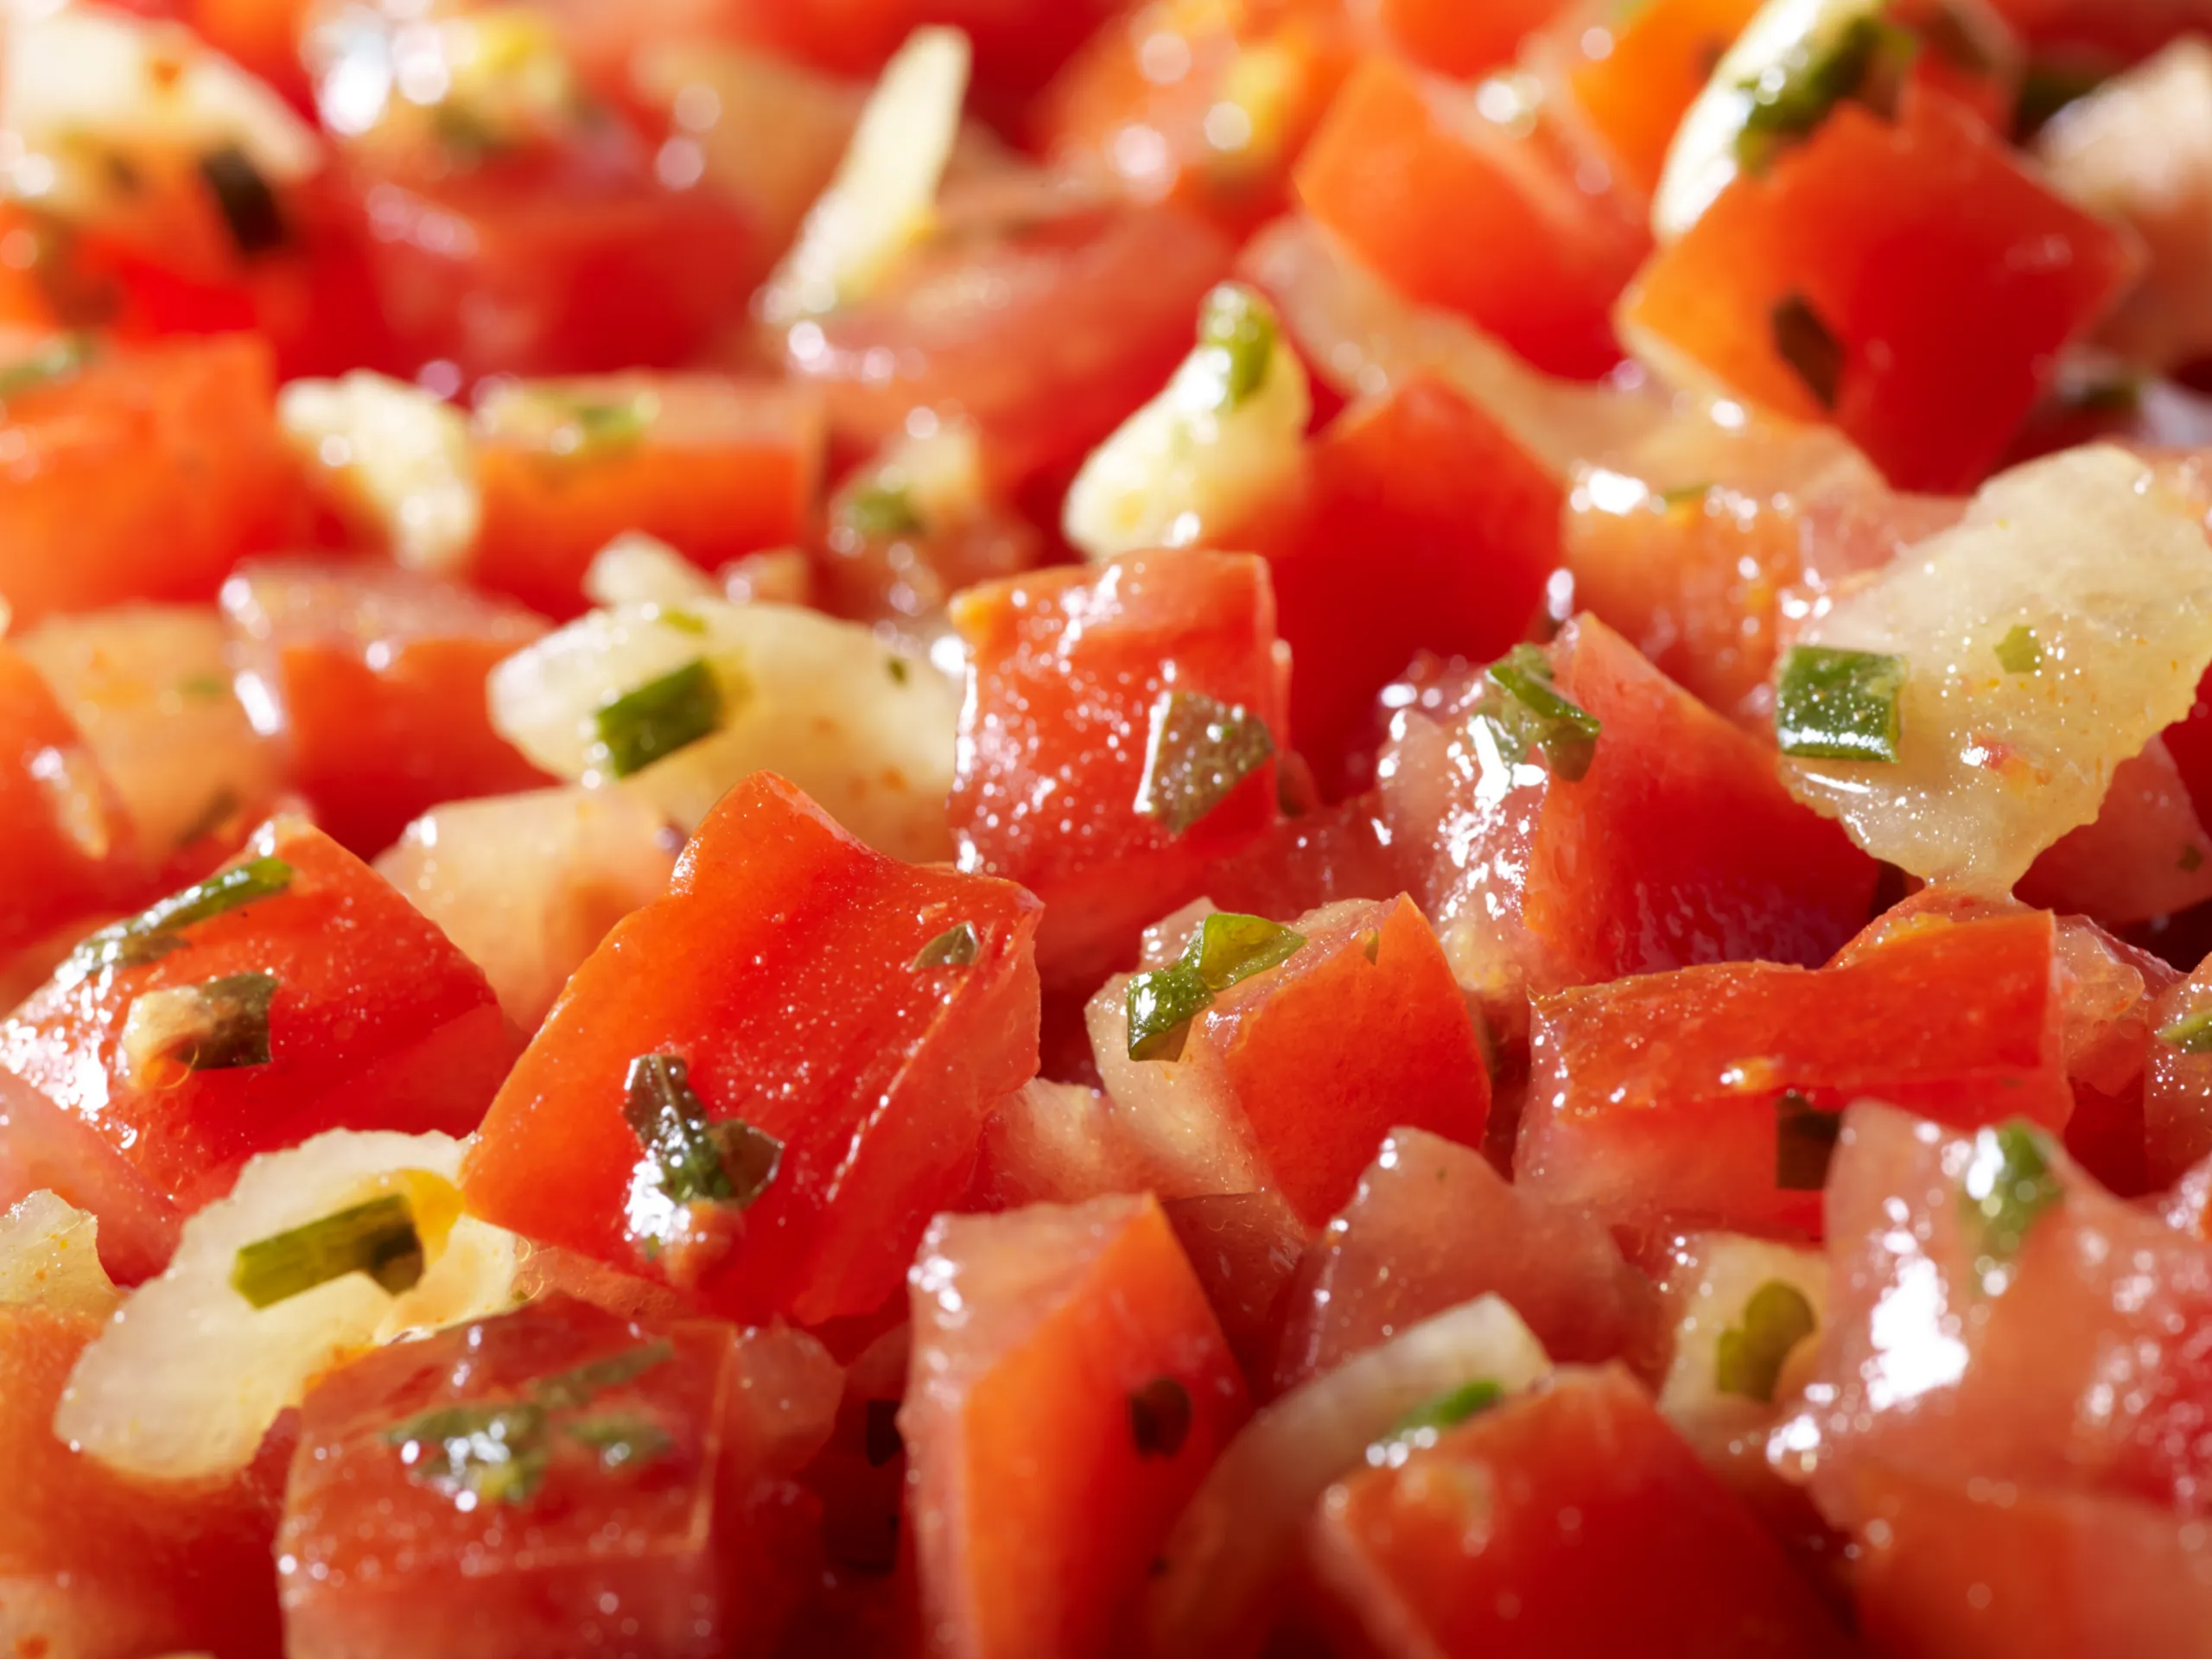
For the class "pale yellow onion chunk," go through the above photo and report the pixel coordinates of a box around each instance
[55,1130,519,1482]
[488,599,957,861]
[1656,1231,1827,1433]
[1781,445,2212,892]
[0,1190,119,1320]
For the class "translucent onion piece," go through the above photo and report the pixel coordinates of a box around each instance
[0,1190,119,1320]
[277,373,480,575]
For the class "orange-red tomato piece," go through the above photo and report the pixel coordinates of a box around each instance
[461,772,1043,1326]
[906,1193,1250,1659]
[0,641,136,958]
[1362,0,1570,77]
[0,815,517,1214]
[1555,0,1768,197]
[1620,87,2140,492]
[950,550,1287,991]
[222,559,554,858]
[1305,1364,1853,1658]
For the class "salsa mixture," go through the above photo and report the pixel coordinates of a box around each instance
[8,0,2212,1653]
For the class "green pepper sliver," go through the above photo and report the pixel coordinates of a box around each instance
[231,1192,426,1309]
[1714,1281,1818,1403]
[593,659,723,779]
[1774,645,1907,763]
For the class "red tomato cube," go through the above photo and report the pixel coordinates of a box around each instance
[276,1294,839,1659]
[1620,86,2140,492]
[0,334,306,627]
[1274,1125,1662,1395]
[1362,0,1569,77]
[1294,53,1649,378]
[1520,909,2071,1238]
[1305,1364,1852,1657]
[950,550,1287,991]
[461,772,1043,1326]
[1552,0,1768,197]
[906,1194,1250,1658]
[1160,1189,1308,1396]
[222,559,554,858]
[469,374,824,619]
[1,814,518,1214]
[0,641,137,958]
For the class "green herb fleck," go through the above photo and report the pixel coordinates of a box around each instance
[1775,645,1906,763]
[622,1053,782,1211]
[76,855,295,970]
[1771,294,1845,411]
[592,659,722,779]
[1128,1376,1192,1459]
[532,1340,675,1410]
[231,1192,424,1309]
[1736,15,1912,175]
[659,608,708,636]
[842,481,925,540]
[0,333,93,402]
[1994,626,2042,675]
[561,397,651,454]
[1714,1281,1817,1402]
[565,1413,673,1471]
[199,145,286,257]
[1477,644,1602,783]
[887,655,911,685]
[911,923,980,970]
[1961,1122,2063,1289]
[1657,481,1713,512]
[167,970,278,1071]
[1185,911,1306,990]
[177,671,230,701]
[385,1402,550,1505]
[1134,690,1274,835]
[1126,961,1212,1063]
[1198,283,1277,410]
[1126,912,1306,1062]
[2014,57,2108,141]
[2158,1007,2212,1054]
[1385,1378,1503,1442]
[1775,1090,1841,1192]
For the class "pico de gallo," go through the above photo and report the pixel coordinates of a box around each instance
[13,0,2212,1653]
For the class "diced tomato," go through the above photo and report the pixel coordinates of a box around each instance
[784,181,1234,484]
[1294,53,1649,379]
[1160,1189,1308,1396]
[1379,613,1879,1039]
[0,334,307,627]
[0,642,136,959]
[804,1321,911,1577]
[1787,1103,2212,1524]
[183,0,316,112]
[1235,372,1562,797]
[221,560,555,858]
[461,772,1043,1326]
[1620,86,2140,492]
[2157,661,2212,831]
[2147,950,2212,1186]
[1984,0,2212,62]
[905,1194,1249,1658]
[2048,912,2182,1196]
[2,1303,287,1659]
[1,815,517,1215]
[1519,909,2070,1237]
[471,374,824,619]
[1034,2,1351,238]
[1196,790,1403,924]
[1274,1126,1661,1395]
[1093,895,1491,1226]
[276,1294,839,1659]
[1548,0,1767,196]
[0,1068,181,1285]
[1360,0,1570,77]
[949,550,1286,991]
[2017,737,2212,928]
[1304,1364,1852,1658]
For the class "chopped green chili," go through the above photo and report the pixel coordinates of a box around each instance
[1384,1378,1503,1441]
[162,970,279,1071]
[199,145,287,257]
[231,1192,425,1309]
[1735,15,1912,175]
[1127,912,1306,1061]
[622,1053,782,1211]
[1775,1090,1841,1192]
[1128,1376,1192,1459]
[1126,961,1213,1063]
[0,332,93,402]
[1994,625,2042,675]
[1198,283,1277,410]
[1134,690,1274,835]
[842,481,925,539]
[385,1402,550,1504]
[1477,644,1602,783]
[564,1414,673,1471]
[1961,1122,2063,1286]
[1770,294,1846,411]
[1714,1280,1818,1402]
[76,855,295,970]
[532,1340,675,1410]
[2158,1007,2212,1055]
[659,608,709,637]
[911,923,980,970]
[592,659,722,779]
[1774,645,1907,763]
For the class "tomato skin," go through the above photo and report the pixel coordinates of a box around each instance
[462,772,1043,1326]
[1,1304,287,1659]
[1238,372,1561,798]
[1294,53,1649,379]
[0,642,136,958]
[1273,1126,1662,1396]
[1519,910,2070,1237]
[906,1193,1250,1659]
[221,560,555,859]
[0,334,307,628]
[277,1295,839,1659]
[1362,0,1569,77]
[1160,1189,1308,1397]
[785,188,1234,484]
[1306,1364,1852,1659]
[950,550,1286,992]
[1620,87,2140,493]
[0,815,517,1215]
[471,376,824,620]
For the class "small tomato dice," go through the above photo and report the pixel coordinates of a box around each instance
[1305,1364,1853,1658]
[276,1294,840,1659]
[906,1194,1250,1658]
[461,772,1043,1326]
[470,373,824,619]
[1519,908,2071,1238]
[1552,0,1768,196]
[1294,53,1649,378]
[0,334,305,627]
[1361,0,1569,77]
[1160,1189,1308,1396]
[950,550,1287,991]
[1620,86,2140,492]
[222,559,555,858]
[1,814,518,1214]
[0,640,137,957]
[0,1068,181,1284]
